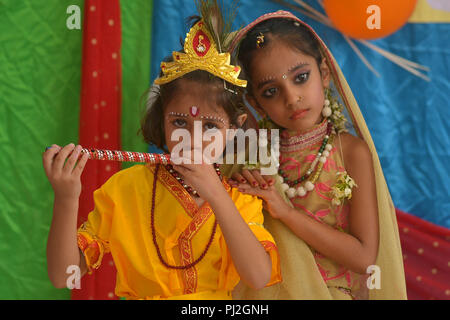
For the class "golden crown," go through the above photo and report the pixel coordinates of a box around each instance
[154,20,247,87]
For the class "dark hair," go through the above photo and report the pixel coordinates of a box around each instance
[237,18,323,94]
[140,66,247,152]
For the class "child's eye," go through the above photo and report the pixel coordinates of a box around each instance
[204,122,219,131]
[262,87,277,98]
[172,119,186,127]
[295,72,310,83]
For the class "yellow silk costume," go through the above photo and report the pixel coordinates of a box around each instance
[77,164,281,300]
[228,11,407,300]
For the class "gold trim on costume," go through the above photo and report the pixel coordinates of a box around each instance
[146,164,232,294]
[146,164,198,217]
[178,205,215,294]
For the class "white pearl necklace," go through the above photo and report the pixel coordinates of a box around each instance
[278,140,333,199]
[278,98,335,199]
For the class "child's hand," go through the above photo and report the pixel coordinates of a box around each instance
[229,169,275,190]
[172,162,223,200]
[170,149,224,200]
[43,144,89,200]
[236,183,290,220]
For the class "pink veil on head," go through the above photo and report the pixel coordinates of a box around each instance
[228,11,407,300]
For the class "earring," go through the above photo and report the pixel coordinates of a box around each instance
[322,88,332,118]
[256,33,265,48]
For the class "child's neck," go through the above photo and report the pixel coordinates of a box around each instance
[289,116,326,135]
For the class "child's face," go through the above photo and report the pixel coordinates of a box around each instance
[163,80,232,163]
[247,40,330,132]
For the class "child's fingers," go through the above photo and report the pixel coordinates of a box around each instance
[43,144,61,155]
[171,154,196,167]
[42,144,61,176]
[237,184,267,199]
[171,164,190,176]
[228,179,239,187]
[171,149,203,166]
[250,170,268,189]
[172,161,196,173]
[242,169,258,187]
[262,175,275,186]
[63,145,82,175]
[231,172,247,184]
[73,152,89,178]
[53,143,75,173]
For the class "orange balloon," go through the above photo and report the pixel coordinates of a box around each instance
[323,0,418,40]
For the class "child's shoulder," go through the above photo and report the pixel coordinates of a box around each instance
[339,132,368,148]
[338,132,373,169]
[110,163,148,177]
[102,164,150,188]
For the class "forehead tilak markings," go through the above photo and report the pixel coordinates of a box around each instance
[167,111,226,124]
[258,61,309,84]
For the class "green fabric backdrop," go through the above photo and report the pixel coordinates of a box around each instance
[0,0,152,299]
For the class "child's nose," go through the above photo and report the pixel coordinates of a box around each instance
[285,87,302,109]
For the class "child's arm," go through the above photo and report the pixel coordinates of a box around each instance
[172,163,272,290]
[208,188,273,290]
[43,144,89,288]
[237,135,379,275]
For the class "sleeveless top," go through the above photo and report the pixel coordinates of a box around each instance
[279,119,369,299]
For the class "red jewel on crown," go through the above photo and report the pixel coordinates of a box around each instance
[193,31,210,57]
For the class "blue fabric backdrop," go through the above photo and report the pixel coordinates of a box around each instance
[150,0,450,228]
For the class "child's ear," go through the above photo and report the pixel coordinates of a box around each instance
[320,58,331,88]
[245,93,266,118]
[235,114,248,128]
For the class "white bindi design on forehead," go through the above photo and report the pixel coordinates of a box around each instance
[200,114,226,124]
[282,62,310,80]
[167,111,226,124]
[287,62,308,72]
[260,62,310,84]
[260,75,276,83]
[168,112,189,118]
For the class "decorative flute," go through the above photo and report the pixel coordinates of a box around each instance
[45,146,171,165]
[80,148,171,164]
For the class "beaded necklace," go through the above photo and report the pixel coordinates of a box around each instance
[151,164,218,269]
[279,118,329,153]
[278,119,335,198]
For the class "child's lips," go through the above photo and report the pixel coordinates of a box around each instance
[290,109,309,120]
